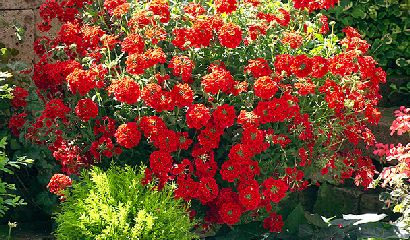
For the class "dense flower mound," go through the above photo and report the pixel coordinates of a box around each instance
[12,0,386,233]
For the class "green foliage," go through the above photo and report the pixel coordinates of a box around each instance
[213,206,408,240]
[0,45,33,219]
[0,42,59,219]
[313,183,361,217]
[296,212,409,240]
[0,137,33,218]
[326,0,410,76]
[54,166,198,240]
[390,80,410,96]
[0,44,15,129]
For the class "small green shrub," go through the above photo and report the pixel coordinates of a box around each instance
[54,166,198,240]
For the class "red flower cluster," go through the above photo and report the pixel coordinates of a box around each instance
[108,76,141,105]
[244,58,272,78]
[67,68,98,96]
[8,112,27,136]
[121,33,145,54]
[114,122,141,149]
[168,56,195,83]
[42,99,71,123]
[218,22,243,49]
[75,98,98,122]
[282,31,303,49]
[263,212,284,232]
[184,3,205,17]
[292,0,339,12]
[262,178,289,203]
[47,174,72,198]
[126,48,166,75]
[254,76,279,100]
[11,87,29,108]
[186,104,211,129]
[202,65,237,95]
[257,8,290,27]
[215,0,238,14]
[52,141,87,175]
[90,136,121,159]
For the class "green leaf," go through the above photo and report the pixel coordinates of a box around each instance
[284,204,307,234]
[351,8,366,18]
[304,213,330,228]
[10,139,21,150]
[396,58,409,67]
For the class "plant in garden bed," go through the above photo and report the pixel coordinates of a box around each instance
[54,166,197,240]
[374,106,410,231]
[0,43,60,220]
[0,53,33,219]
[0,136,33,219]
[18,0,386,235]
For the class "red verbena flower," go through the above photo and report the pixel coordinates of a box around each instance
[263,212,284,232]
[107,76,141,105]
[114,122,142,149]
[121,33,145,54]
[254,76,279,100]
[168,56,195,83]
[8,112,27,136]
[239,185,261,210]
[219,202,242,225]
[212,104,236,129]
[184,2,205,17]
[75,98,98,122]
[186,104,211,129]
[262,178,288,203]
[202,65,236,95]
[244,58,272,78]
[218,22,243,49]
[11,87,29,108]
[282,31,303,49]
[66,68,97,96]
[47,173,72,197]
[214,0,237,14]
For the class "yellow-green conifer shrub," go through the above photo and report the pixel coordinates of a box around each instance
[54,166,198,240]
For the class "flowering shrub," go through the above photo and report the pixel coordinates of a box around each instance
[15,0,386,233]
[374,106,410,230]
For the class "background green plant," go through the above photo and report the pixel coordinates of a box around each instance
[326,0,409,77]
[0,51,33,219]
[0,137,32,219]
[0,43,59,223]
[55,166,198,240]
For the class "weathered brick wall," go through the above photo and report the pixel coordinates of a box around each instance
[0,0,52,63]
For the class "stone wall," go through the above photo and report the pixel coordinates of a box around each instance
[0,0,49,63]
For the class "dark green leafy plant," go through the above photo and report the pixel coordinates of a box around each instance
[0,136,33,218]
[390,81,410,96]
[55,166,198,240]
[211,205,409,240]
[0,43,60,220]
[0,54,33,218]
[326,0,410,77]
